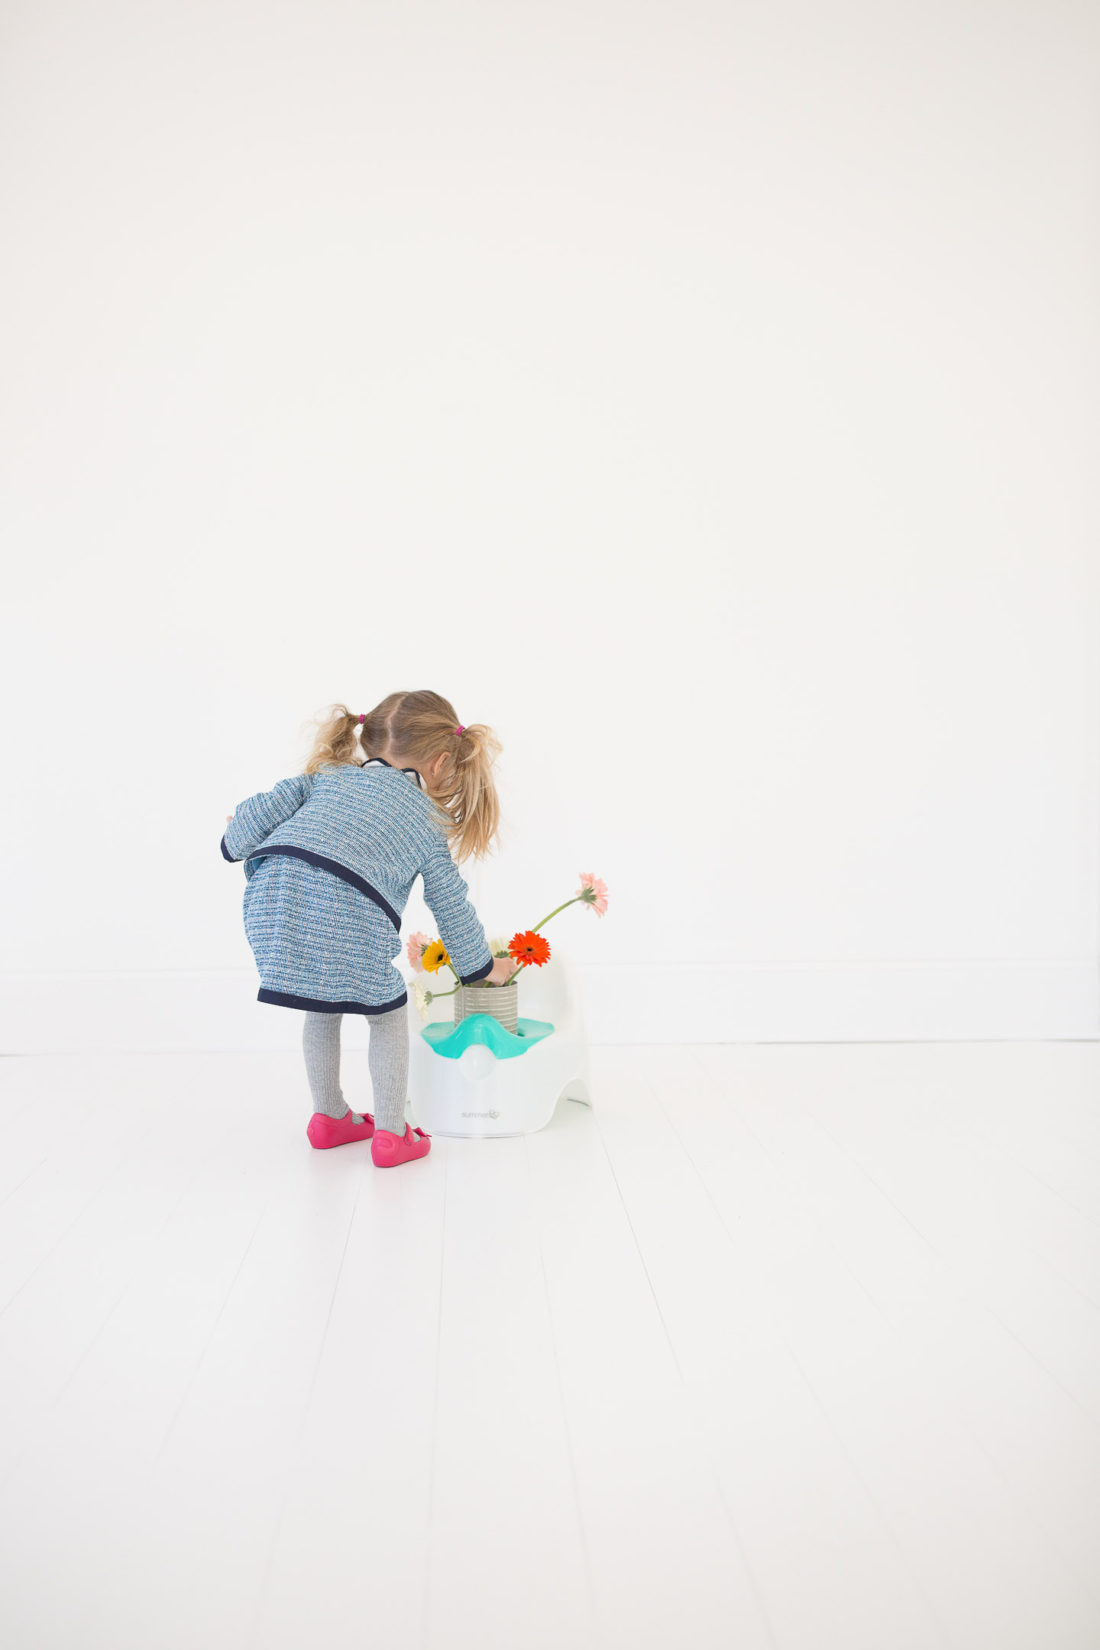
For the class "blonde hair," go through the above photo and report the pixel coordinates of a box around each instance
[301,691,503,865]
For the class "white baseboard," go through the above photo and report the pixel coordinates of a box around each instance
[1,962,1096,1053]
[579,962,1099,1043]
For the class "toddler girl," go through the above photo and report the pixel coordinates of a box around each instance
[221,691,515,1167]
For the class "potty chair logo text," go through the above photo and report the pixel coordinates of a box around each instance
[461,1109,501,1120]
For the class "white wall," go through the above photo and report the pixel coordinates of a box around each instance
[2,0,1098,1050]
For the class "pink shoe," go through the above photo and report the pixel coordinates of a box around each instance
[371,1122,432,1168]
[306,1110,375,1149]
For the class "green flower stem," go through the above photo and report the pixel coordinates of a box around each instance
[528,896,581,932]
[421,961,462,999]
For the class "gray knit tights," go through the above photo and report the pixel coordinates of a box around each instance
[302,1004,409,1135]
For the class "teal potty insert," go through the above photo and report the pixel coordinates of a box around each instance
[421,1014,555,1061]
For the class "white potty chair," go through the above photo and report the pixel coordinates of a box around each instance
[408,945,592,1138]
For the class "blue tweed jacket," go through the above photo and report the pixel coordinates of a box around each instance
[221,757,494,1015]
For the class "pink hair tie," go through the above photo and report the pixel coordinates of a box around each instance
[454,724,465,736]
[357,713,365,725]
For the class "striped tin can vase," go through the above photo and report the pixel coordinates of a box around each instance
[453,981,518,1033]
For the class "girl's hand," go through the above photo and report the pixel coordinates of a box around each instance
[488,955,518,986]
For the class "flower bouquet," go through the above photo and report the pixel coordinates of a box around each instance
[407,872,609,1030]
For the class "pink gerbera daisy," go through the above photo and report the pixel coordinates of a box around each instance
[577,872,609,917]
[406,930,432,971]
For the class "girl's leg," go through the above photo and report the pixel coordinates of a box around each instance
[368,1001,410,1135]
[302,1012,367,1123]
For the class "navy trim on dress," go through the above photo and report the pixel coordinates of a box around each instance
[245,844,402,932]
[458,954,495,985]
[361,756,425,790]
[221,833,239,862]
[258,987,409,1016]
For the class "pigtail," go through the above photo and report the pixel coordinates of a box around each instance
[302,703,364,774]
[432,721,503,863]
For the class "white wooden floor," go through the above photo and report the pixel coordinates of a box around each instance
[0,1041,1098,1650]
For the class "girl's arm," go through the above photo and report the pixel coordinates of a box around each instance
[419,836,495,984]
[221,773,314,862]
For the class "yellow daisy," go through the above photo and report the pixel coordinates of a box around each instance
[421,940,450,974]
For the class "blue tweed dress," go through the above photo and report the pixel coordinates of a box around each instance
[221,758,494,1015]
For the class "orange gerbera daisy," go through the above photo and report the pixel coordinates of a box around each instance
[421,940,450,974]
[508,930,551,968]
